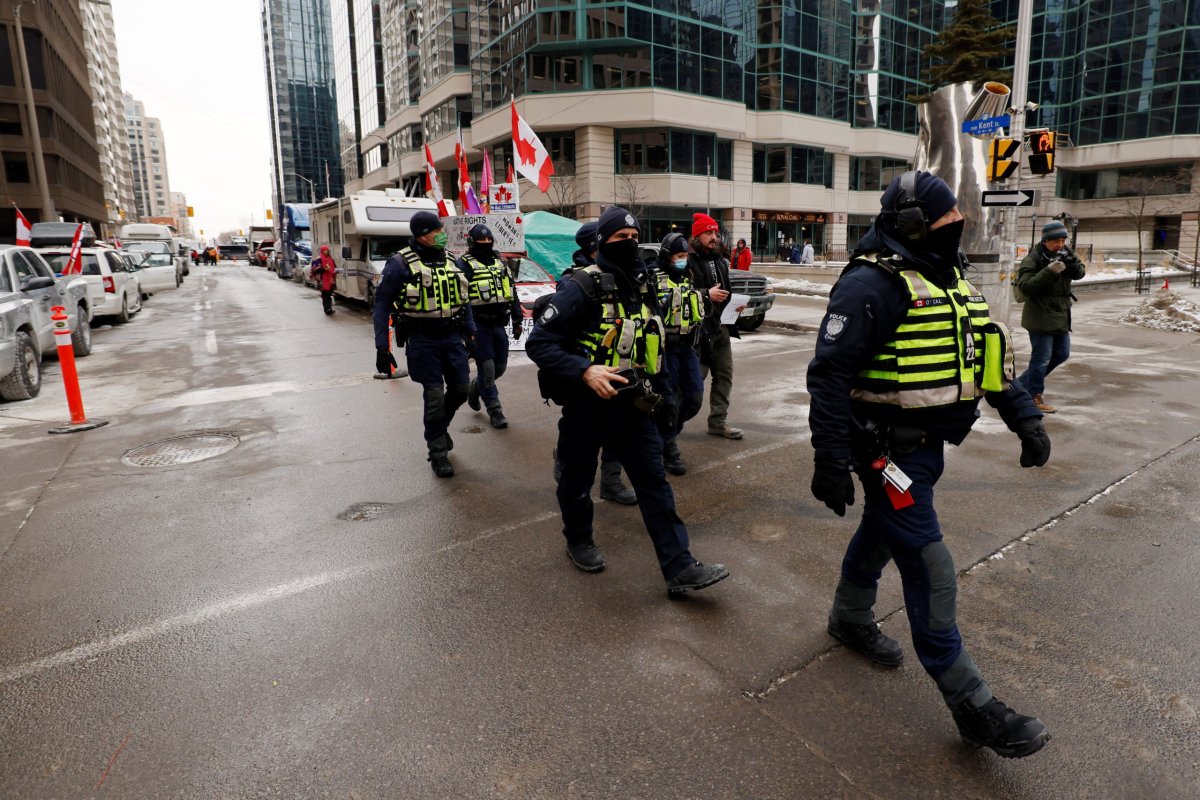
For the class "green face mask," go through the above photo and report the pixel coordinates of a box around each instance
[432,231,448,249]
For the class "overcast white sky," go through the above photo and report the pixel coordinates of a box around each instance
[110,0,273,239]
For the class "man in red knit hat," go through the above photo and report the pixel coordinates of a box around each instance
[687,212,743,439]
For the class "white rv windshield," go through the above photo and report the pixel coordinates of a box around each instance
[364,207,421,223]
[369,237,408,260]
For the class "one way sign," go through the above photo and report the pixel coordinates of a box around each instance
[981,189,1038,207]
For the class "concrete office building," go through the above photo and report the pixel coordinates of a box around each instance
[0,0,106,240]
[170,191,192,238]
[331,1,1199,262]
[123,93,173,220]
[261,0,343,216]
[79,0,137,234]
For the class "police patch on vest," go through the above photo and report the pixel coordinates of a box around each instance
[824,313,848,341]
[539,303,559,324]
[913,298,948,308]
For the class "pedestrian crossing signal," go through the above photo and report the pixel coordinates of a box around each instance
[988,138,1020,182]
[1028,131,1056,175]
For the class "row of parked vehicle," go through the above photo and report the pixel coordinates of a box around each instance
[0,222,187,402]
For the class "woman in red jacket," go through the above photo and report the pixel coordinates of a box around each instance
[310,245,339,315]
[732,238,752,271]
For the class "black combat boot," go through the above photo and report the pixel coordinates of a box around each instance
[467,379,481,411]
[599,461,637,505]
[663,438,687,476]
[487,405,508,429]
[951,697,1050,758]
[666,561,730,596]
[827,616,904,667]
[427,436,454,478]
[566,542,606,573]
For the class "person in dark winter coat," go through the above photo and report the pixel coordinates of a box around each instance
[1013,220,1086,414]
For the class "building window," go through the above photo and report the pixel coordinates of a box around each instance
[616,129,733,178]
[3,151,30,183]
[849,157,910,191]
[543,133,575,174]
[1057,164,1194,201]
[0,104,22,135]
[753,144,832,187]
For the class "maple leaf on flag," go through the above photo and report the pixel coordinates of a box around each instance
[495,186,512,203]
[515,134,539,167]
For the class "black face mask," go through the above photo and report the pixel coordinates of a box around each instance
[599,239,639,271]
[469,242,495,261]
[923,219,964,264]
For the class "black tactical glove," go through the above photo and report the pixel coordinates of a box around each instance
[512,320,523,340]
[812,458,855,517]
[376,347,398,376]
[1015,417,1051,468]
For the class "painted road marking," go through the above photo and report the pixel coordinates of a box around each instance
[205,330,218,354]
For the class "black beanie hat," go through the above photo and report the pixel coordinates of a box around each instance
[880,171,958,232]
[468,223,494,242]
[409,211,442,239]
[661,232,689,258]
[574,221,598,251]
[597,206,640,243]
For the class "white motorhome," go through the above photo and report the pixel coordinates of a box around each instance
[311,191,438,306]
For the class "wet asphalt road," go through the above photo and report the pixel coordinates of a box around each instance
[1,264,1198,798]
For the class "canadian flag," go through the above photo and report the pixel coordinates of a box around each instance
[455,129,483,214]
[63,223,85,275]
[424,144,452,218]
[511,100,554,192]
[14,206,32,246]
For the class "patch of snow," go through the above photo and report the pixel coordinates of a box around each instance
[768,277,831,297]
[1119,291,1200,334]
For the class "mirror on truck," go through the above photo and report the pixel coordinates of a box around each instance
[342,246,352,260]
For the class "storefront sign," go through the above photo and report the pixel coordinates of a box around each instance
[753,210,827,224]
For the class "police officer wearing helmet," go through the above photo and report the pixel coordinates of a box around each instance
[373,210,476,478]
[655,232,708,476]
[460,223,522,429]
[806,172,1054,758]
[527,207,729,596]
[550,219,638,506]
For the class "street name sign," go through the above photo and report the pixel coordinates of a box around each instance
[962,114,1011,136]
[981,190,1038,207]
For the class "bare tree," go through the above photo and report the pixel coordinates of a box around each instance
[614,173,648,220]
[1099,168,1192,276]
[544,158,579,219]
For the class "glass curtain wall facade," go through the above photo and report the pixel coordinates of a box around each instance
[331,0,361,182]
[262,0,343,212]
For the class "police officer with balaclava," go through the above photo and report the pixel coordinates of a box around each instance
[459,223,522,429]
[550,220,638,506]
[527,207,728,596]
[806,171,1053,758]
[373,210,475,478]
[655,232,708,475]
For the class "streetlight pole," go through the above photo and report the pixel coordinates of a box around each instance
[13,0,55,221]
[291,172,315,204]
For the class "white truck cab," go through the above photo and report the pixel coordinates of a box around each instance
[311,191,438,307]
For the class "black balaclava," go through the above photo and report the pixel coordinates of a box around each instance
[596,206,640,274]
[468,223,495,263]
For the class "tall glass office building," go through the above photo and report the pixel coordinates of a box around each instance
[329,1,1197,258]
[261,0,344,216]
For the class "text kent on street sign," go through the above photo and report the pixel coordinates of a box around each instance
[962,114,1011,136]
[981,189,1038,207]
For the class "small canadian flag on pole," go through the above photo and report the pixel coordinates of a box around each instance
[63,224,85,275]
[14,206,32,246]
[511,100,554,192]
[424,143,452,218]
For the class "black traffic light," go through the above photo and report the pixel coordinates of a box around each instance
[1028,131,1056,175]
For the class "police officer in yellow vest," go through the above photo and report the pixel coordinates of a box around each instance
[807,172,1053,758]
[654,232,709,476]
[459,224,522,429]
[373,210,475,478]
[527,207,729,596]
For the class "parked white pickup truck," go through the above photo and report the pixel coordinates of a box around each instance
[0,244,93,401]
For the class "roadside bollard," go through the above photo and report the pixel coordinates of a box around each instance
[47,306,109,434]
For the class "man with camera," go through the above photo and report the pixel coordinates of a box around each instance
[1013,220,1086,413]
[526,207,729,596]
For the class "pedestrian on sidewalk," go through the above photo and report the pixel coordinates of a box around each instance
[310,245,339,315]
[527,206,729,596]
[807,171,1053,759]
[373,211,475,478]
[732,239,752,271]
[1014,220,1086,413]
[688,212,743,440]
[801,239,815,264]
[459,224,521,429]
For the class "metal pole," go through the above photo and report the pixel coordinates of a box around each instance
[706,157,711,217]
[13,1,55,221]
[1002,0,1035,304]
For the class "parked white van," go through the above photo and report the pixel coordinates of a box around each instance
[310,191,438,308]
[120,223,187,281]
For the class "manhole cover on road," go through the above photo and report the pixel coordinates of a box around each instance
[122,432,240,467]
